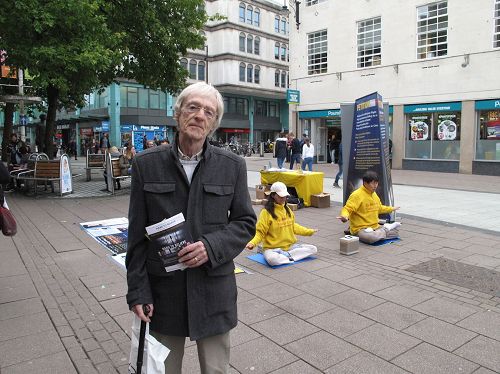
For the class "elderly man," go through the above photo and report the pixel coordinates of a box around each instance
[337,170,400,244]
[126,82,256,374]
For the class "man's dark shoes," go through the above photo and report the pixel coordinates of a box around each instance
[333,182,341,188]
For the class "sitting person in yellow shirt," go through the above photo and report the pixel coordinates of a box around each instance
[337,170,401,244]
[245,182,318,266]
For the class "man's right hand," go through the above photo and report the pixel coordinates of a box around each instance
[336,215,348,223]
[132,304,154,323]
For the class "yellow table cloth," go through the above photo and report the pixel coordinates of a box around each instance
[260,170,324,207]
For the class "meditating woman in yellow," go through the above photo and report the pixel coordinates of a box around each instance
[245,182,318,266]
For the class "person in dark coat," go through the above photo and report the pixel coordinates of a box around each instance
[0,161,11,207]
[274,132,288,168]
[126,82,256,373]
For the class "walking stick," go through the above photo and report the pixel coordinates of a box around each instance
[136,305,150,374]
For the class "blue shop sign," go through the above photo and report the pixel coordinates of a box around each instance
[475,99,500,110]
[287,89,300,104]
[132,125,165,131]
[404,102,461,113]
[299,109,341,119]
[101,121,110,132]
[121,125,133,132]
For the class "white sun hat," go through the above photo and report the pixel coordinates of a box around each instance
[269,181,290,197]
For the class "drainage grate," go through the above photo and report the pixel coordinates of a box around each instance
[406,258,500,297]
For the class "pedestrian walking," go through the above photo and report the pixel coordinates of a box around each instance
[288,132,302,170]
[334,142,343,188]
[301,137,314,171]
[126,82,256,374]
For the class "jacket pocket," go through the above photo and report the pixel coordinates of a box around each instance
[143,182,175,194]
[203,183,234,224]
[143,182,176,222]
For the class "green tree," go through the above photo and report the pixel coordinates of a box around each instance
[0,0,210,158]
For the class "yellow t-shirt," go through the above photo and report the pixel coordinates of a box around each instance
[249,204,314,250]
[340,185,394,234]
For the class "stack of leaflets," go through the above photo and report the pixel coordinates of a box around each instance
[146,213,192,272]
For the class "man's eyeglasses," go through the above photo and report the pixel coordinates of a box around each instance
[183,104,217,120]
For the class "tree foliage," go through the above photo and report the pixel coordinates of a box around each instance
[0,0,209,157]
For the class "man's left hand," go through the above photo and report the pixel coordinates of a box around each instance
[178,241,208,268]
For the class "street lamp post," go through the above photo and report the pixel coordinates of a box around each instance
[204,45,209,83]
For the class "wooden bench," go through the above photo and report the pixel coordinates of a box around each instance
[85,150,106,181]
[106,156,131,195]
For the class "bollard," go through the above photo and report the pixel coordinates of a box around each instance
[259,142,264,157]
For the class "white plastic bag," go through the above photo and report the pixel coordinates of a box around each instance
[128,314,170,374]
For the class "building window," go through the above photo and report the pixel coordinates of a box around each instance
[306,0,327,5]
[255,100,267,116]
[275,16,280,33]
[308,30,328,74]
[269,102,279,117]
[281,71,286,88]
[275,70,280,87]
[417,1,448,59]
[198,61,205,82]
[275,42,280,59]
[247,34,253,53]
[281,44,287,61]
[239,3,245,22]
[254,8,260,26]
[150,90,160,109]
[247,64,253,83]
[405,110,461,160]
[254,36,260,55]
[357,17,382,68]
[239,63,246,82]
[281,18,287,34]
[139,88,148,108]
[477,109,500,160]
[246,5,253,24]
[254,65,260,84]
[494,0,500,48]
[180,58,188,71]
[189,60,197,79]
[127,87,138,107]
[239,33,245,52]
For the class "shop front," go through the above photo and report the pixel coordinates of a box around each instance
[403,102,462,172]
[216,128,250,144]
[299,109,341,164]
[123,124,169,152]
[474,99,500,175]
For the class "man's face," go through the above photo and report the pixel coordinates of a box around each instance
[364,180,379,193]
[177,94,218,142]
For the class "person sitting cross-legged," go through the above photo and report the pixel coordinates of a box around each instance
[337,170,401,244]
[246,182,318,266]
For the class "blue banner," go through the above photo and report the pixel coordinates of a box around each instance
[475,99,500,110]
[404,102,461,113]
[287,89,300,104]
[344,92,394,220]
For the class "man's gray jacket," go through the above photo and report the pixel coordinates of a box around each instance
[125,140,256,340]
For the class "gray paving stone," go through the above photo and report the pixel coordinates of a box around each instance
[251,312,319,345]
[101,298,129,317]
[95,361,119,374]
[2,351,77,374]
[113,313,133,337]
[307,307,375,338]
[392,342,479,374]
[457,310,500,340]
[340,274,396,294]
[269,268,322,286]
[325,351,410,374]
[89,282,127,302]
[471,367,499,374]
[312,265,363,282]
[73,358,99,374]
[403,317,477,351]
[248,282,304,304]
[88,349,109,365]
[345,323,421,360]
[327,289,385,313]
[230,322,261,347]
[237,288,258,303]
[0,330,64,367]
[275,293,335,319]
[296,278,350,299]
[0,274,38,304]
[237,298,286,325]
[413,297,478,323]
[361,301,426,330]
[236,273,276,291]
[455,335,500,372]
[269,360,322,373]
[373,285,435,307]
[230,336,297,374]
[284,331,360,371]
[0,311,53,342]
[0,298,45,321]
[0,251,28,277]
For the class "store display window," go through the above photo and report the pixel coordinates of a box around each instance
[405,110,461,160]
[477,110,500,161]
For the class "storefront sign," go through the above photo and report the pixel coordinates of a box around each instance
[345,92,394,220]
[299,109,341,119]
[121,125,133,132]
[409,115,430,141]
[57,124,70,130]
[221,128,250,133]
[404,102,461,113]
[80,128,93,136]
[132,125,164,131]
[475,99,500,110]
[101,121,110,132]
[287,89,300,104]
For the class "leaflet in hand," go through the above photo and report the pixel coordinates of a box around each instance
[145,213,192,272]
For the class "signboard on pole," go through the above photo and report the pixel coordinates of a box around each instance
[343,92,394,220]
[287,89,300,104]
